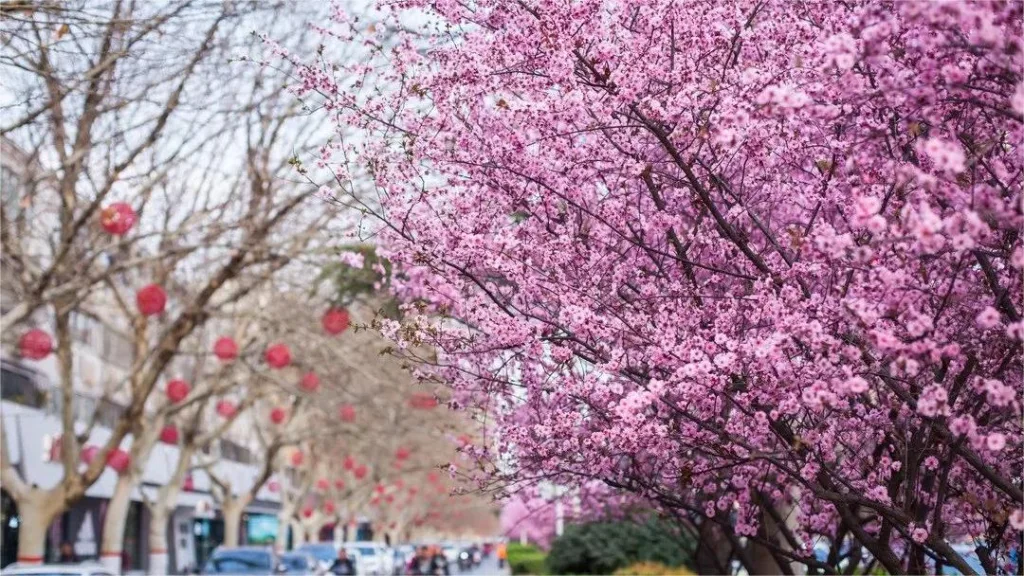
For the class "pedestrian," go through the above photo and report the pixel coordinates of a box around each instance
[330,547,357,575]
[496,542,507,569]
[430,546,449,576]
[409,546,433,575]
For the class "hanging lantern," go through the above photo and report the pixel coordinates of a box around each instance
[290,450,305,467]
[264,343,291,369]
[18,329,53,360]
[334,479,345,490]
[213,337,238,361]
[183,475,195,491]
[136,284,167,316]
[300,372,320,393]
[353,464,368,480]
[106,449,131,474]
[302,506,314,519]
[395,447,411,461]
[166,379,190,403]
[159,425,179,444]
[99,202,137,236]
[316,478,330,491]
[268,480,280,493]
[375,483,386,495]
[409,393,438,410]
[270,407,288,425]
[322,308,350,335]
[338,404,356,422]
[80,445,99,464]
[343,456,355,471]
[215,400,236,418]
[324,501,336,515]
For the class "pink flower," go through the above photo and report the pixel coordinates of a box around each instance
[986,433,1006,452]
[976,306,1001,329]
[1010,509,1024,531]
[911,526,928,544]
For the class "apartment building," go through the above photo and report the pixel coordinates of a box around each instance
[0,138,283,572]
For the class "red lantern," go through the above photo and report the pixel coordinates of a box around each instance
[183,475,195,491]
[215,400,236,418]
[18,329,52,360]
[385,494,395,504]
[395,447,411,461]
[409,393,438,410]
[80,445,99,464]
[334,479,345,490]
[300,372,320,393]
[213,337,238,361]
[338,404,356,422]
[265,343,291,369]
[302,506,314,519]
[290,450,304,467]
[100,202,137,236]
[268,480,281,493]
[166,379,190,403]
[375,483,386,495]
[270,407,288,425]
[106,449,131,474]
[354,464,368,480]
[136,284,167,316]
[324,501,336,515]
[427,472,440,484]
[316,478,330,491]
[322,308,350,335]
[343,456,355,470]
[159,425,179,444]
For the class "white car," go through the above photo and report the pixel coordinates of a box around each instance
[345,543,393,575]
[2,563,115,576]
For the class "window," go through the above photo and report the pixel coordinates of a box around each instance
[0,365,43,408]
[101,330,133,369]
[219,440,252,464]
[0,165,22,218]
[96,399,126,429]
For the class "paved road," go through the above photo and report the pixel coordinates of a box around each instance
[459,554,510,576]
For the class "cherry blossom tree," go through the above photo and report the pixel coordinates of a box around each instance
[291,1,1024,574]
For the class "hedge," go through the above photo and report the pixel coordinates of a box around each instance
[508,543,549,575]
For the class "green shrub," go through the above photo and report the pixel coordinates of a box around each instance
[545,518,695,575]
[508,543,549,575]
[613,561,696,575]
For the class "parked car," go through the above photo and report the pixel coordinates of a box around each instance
[297,543,340,573]
[201,546,286,574]
[2,563,115,576]
[345,543,392,575]
[280,552,319,574]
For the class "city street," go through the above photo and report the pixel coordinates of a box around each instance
[463,555,510,576]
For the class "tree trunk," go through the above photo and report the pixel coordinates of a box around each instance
[694,521,732,575]
[289,519,306,548]
[99,474,134,573]
[148,507,170,575]
[15,493,62,565]
[222,499,245,548]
